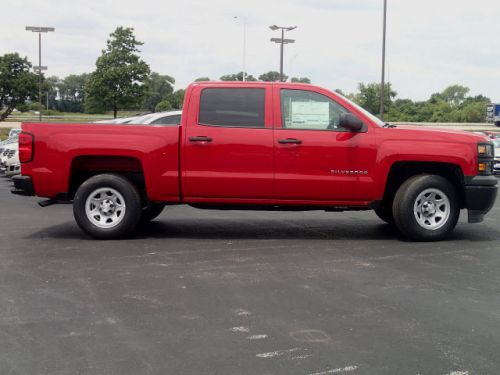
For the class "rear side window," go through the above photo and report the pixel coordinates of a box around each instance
[150,115,181,125]
[199,88,265,128]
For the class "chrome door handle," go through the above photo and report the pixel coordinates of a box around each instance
[189,136,212,142]
[278,138,302,145]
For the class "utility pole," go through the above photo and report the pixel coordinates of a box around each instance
[269,25,297,82]
[234,16,247,81]
[380,0,387,120]
[25,26,55,121]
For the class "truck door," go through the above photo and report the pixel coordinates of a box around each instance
[272,86,376,202]
[182,85,274,200]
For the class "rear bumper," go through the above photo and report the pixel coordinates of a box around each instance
[11,175,34,196]
[464,175,498,223]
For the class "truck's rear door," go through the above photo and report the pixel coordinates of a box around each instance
[182,84,274,200]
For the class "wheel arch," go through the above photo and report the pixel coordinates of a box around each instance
[382,161,466,209]
[68,155,146,201]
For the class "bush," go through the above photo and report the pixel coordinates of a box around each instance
[155,100,172,112]
[42,109,61,116]
[17,103,29,113]
[29,102,44,111]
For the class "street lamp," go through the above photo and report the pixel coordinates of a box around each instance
[379,0,387,120]
[234,16,247,81]
[269,25,297,82]
[25,26,55,121]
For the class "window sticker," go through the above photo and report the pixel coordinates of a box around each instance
[288,101,330,129]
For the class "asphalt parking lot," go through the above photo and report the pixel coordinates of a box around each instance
[1,176,499,375]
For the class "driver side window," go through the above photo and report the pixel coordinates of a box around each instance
[281,89,349,131]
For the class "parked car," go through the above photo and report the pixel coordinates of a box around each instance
[0,139,16,163]
[93,115,142,124]
[4,159,20,177]
[493,138,500,176]
[0,141,17,171]
[3,143,20,177]
[128,111,182,125]
[484,131,500,139]
[8,128,22,138]
[12,81,498,241]
[94,111,182,126]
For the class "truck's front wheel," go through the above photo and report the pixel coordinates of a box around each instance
[392,174,460,241]
[73,174,141,239]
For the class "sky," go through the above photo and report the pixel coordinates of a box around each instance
[1,0,499,101]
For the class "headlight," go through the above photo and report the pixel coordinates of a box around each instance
[477,142,494,175]
[478,143,493,157]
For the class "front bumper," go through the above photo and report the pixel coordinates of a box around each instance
[464,175,498,223]
[11,175,34,196]
[5,164,20,177]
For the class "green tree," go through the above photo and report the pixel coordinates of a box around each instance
[29,102,44,111]
[291,77,311,83]
[43,75,60,110]
[142,72,175,112]
[436,85,470,107]
[166,89,185,109]
[155,100,172,112]
[57,73,89,112]
[17,103,29,112]
[85,27,150,117]
[386,99,421,122]
[339,82,490,123]
[258,71,287,82]
[334,88,357,101]
[220,72,257,81]
[0,53,38,121]
[354,82,396,116]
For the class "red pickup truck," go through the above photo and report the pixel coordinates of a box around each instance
[12,82,497,241]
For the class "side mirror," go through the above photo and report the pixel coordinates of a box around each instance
[339,113,364,132]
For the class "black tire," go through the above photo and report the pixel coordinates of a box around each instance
[392,174,460,241]
[374,205,394,224]
[140,203,165,223]
[495,121,500,127]
[73,174,141,239]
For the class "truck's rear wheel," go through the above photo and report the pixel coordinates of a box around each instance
[73,174,141,239]
[392,174,460,241]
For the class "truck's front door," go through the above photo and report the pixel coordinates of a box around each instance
[272,87,377,203]
[182,85,274,200]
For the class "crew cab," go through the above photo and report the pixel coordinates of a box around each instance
[12,82,498,241]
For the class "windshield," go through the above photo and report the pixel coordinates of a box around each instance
[493,139,500,148]
[334,92,386,127]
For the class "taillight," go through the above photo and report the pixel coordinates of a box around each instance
[18,132,34,163]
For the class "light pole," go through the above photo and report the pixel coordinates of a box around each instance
[379,0,387,120]
[233,16,247,81]
[25,26,55,121]
[269,25,297,82]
